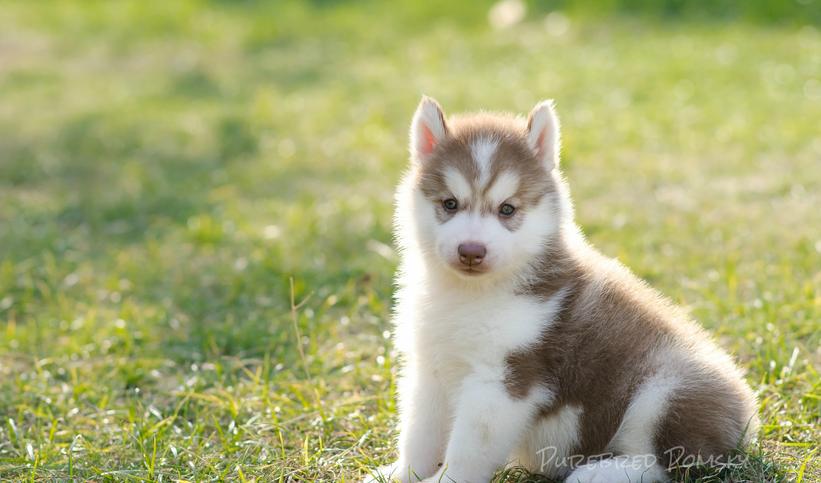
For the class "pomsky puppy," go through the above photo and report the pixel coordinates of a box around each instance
[365,97,758,483]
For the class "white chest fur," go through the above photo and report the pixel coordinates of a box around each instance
[395,274,565,393]
[383,273,568,483]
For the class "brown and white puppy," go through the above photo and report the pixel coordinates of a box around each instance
[364,97,758,483]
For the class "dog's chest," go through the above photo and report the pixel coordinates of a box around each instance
[412,287,556,378]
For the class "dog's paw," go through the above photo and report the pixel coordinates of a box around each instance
[565,457,668,483]
[564,464,611,483]
[362,461,415,483]
[420,472,448,483]
[421,466,479,483]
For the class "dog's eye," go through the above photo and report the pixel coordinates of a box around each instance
[499,203,516,217]
[442,198,459,212]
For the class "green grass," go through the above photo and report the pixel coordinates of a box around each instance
[0,0,819,481]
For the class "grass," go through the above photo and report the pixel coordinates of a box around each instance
[0,0,818,481]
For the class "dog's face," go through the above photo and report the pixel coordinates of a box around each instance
[405,97,563,280]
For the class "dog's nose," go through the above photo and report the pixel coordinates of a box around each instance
[458,242,487,266]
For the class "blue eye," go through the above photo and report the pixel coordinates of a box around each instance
[499,203,516,216]
[442,198,459,212]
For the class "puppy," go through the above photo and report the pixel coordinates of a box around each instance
[365,97,758,483]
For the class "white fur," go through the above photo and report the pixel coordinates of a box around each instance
[513,404,583,479]
[565,456,669,483]
[485,170,520,206]
[471,137,499,187]
[382,279,567,483]
[444,166,473,201]
[425,376,552,482]
[608,372,680,456]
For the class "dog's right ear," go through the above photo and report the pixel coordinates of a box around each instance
[410,96,448,163]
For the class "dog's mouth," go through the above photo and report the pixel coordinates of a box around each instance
[455,264,490,276]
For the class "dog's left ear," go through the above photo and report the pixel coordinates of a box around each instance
[527,100,561,171]
[410,96,449,164]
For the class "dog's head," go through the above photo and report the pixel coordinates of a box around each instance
[400,96,566,281]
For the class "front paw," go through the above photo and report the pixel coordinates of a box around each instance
[422,466,472,483]
[421,470,446,483]
[362,461,422,483]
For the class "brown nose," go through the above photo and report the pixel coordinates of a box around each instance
[458,242,487,266]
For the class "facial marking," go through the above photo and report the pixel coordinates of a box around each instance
[444,166,473,201]
[484,170,520,207]
[471,137,499,188]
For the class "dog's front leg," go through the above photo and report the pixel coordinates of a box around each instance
[426,371,546,483]
[365,361,449,482]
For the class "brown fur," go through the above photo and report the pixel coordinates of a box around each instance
[654,361,759,469]
[505,235,759,468]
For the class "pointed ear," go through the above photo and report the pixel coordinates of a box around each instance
[526,100,561,171]
[410,96,449,163]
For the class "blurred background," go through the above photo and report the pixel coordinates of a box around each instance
[0,0,818,481]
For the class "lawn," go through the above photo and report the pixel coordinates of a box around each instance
[0,0,818,481]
